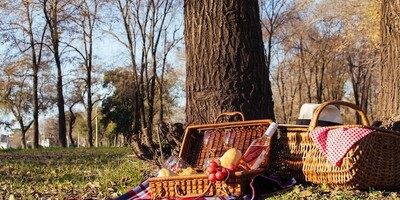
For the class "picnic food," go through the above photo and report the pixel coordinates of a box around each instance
[178,166,198,176]
[157,168,178,177]
[205,160,229,182]
[219,148,242,168]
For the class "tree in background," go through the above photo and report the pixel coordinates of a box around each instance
[102,68,137,145]
[261,0,309,123]
[185,0,275,125]
[68,0,103,147]
[268,0,380,123]
[43,0,68,147]
[20,0,48,148]
[1,0,389,148]
[109,0,182,159]
[0,0,55,148]
[379,0,400,120]
[101,65,182,155]
[0,60,33,149]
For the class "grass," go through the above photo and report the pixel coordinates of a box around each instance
[1,147,399,199]
[0,147,158,199]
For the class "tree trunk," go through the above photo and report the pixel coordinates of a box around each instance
[21,132,27,149]
[43,0,67,147]
[32,67,40,148]
[185,0,274,125]
[68,112,76,147]
[379,0,400,119]
[25,1,43,149]
[87,66,94,147]
[56,56,67,147]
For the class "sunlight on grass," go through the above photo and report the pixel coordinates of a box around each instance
[0,147,158,199]
[1,147,399,199]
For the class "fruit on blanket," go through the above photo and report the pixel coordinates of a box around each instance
[219,148,242,168]
[157,168,178,177]
[178,167,198,176]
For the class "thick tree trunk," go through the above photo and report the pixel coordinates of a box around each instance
[379,0,400,119]
[185,0,274,125]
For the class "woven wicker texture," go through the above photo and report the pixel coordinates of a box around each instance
[271,101,400,190]
[149,168,264,198]
[269,125,310,181]
[149,113,273,198]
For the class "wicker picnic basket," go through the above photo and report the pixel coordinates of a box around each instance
[148,112,273,198]
[271,101,400,189]
[269,124,310,181]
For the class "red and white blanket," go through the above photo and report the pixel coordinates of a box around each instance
[309,127,373,166]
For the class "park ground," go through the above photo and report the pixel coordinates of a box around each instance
[0,147,399,199]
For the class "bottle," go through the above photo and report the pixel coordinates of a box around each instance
[238,122,278,170]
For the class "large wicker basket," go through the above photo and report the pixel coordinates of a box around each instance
[271,101,400,189]
[269,124,310,181]
[148,112,273,198]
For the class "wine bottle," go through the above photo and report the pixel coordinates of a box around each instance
[238,122,278,170]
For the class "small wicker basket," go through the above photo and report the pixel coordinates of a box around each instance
[148,112,273,198]
[271,101,400,189]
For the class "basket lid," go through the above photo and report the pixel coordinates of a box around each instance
[296,103,342,125]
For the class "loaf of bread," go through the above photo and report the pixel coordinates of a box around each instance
[219,148,242,168]
[157,168,178,177]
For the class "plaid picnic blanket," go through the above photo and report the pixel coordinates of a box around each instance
[115,174,296,200]
[309,127,373,166]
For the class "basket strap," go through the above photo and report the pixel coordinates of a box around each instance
[175,182,214,198]
[214,112,245,123]
[308,101,370,131]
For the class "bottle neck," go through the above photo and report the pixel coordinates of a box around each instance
[263,122,278,137]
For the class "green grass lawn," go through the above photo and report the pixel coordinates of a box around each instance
[0,147,158,199]
[1,147,399,199]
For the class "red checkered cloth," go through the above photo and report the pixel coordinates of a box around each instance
[309,127,373,166]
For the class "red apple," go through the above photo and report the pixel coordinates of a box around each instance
[220,167,229,176]
[215,171,225,181]
[214,159,221,166]
[207,165,217,174]
[209,160,219,168]
[227,163,237,173]
[208,173,217,183]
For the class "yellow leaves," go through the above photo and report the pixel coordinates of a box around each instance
[300,189,313,197]
[8,194,15,200]
[86,181,100,189]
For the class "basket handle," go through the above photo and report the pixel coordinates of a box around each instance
[214,112,245,123]
[175,182,214,198]
[308,101,370,131]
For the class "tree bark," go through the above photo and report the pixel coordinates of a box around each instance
[185,0,274,125]
[379,0,400,119]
